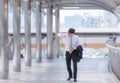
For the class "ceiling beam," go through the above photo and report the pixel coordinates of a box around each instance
[41,1,114,12]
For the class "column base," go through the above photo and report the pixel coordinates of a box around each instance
[47,56,54,59]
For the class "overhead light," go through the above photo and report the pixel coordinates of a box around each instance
[62,7,80,9]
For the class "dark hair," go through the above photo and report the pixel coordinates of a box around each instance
[68,28,75,34]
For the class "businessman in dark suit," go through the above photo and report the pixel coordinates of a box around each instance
[59,28,83,82]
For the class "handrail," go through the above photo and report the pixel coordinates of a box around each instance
[106,44,120,50]
[106,43,120,80]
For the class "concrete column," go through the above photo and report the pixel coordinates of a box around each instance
[0,0,9,79]
[13,0,21,72]
[24,0,31,66]
[47,5,53,59]
[54,9,60,58]
[36,1,42,62]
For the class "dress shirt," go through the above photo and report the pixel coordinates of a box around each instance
[58,33,82,52]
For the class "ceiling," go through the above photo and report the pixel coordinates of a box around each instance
[18,0,120,18]
[40,0,120,17]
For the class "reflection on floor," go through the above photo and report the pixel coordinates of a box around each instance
[0,58,119,83]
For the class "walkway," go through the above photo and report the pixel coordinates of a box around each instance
[0,58,119,83]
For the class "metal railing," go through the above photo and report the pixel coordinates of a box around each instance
[106,44,120,80]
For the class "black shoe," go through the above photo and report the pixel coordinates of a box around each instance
[74,79,77,82]
[67,77,72,81]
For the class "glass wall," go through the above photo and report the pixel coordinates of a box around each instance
[8,7,120,33]
[60,10,119,29]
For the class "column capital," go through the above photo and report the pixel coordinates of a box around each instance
[54,5,60,10]
[36,0,40,5]
[53,8,59,16]
[22,0,29,2]
[47,5,53,9]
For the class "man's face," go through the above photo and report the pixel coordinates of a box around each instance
[68,33,73,37]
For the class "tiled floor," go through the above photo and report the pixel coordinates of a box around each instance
[0,58,119,83]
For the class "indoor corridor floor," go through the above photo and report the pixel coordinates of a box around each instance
[0,58,119,83]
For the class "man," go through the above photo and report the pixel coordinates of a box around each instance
[59,28,83,82]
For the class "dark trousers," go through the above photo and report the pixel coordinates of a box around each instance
[65,51,77,79]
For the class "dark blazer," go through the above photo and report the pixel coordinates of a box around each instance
[71,45,83,62]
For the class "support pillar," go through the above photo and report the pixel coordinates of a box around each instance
[36,1,42,62]
[47,5,53,59]
[0,0,9,79]
[54,9,60,58]
[24,0,31,66]
[13,0,21,72]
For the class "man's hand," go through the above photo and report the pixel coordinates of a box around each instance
[73,47,77,50]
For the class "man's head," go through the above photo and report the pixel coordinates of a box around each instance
[68,28,75,37]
